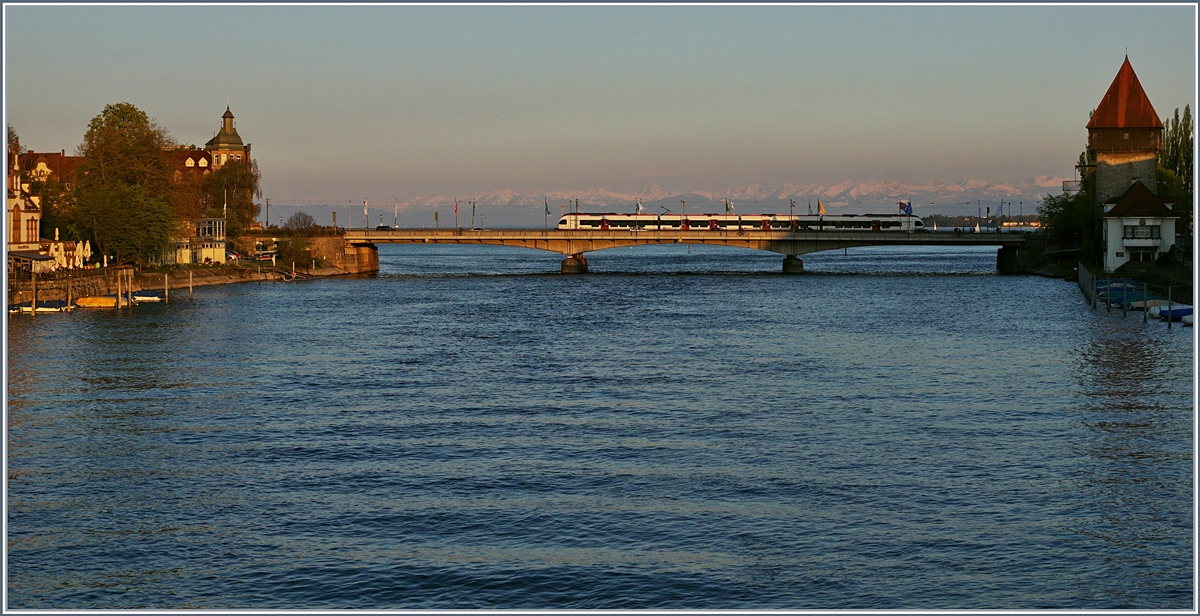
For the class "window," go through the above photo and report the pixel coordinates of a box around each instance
[1123,225,1160,239]
[199,158,208,167]
[185,158,195,167]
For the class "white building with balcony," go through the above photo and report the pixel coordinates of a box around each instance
[1101,180,1178,272]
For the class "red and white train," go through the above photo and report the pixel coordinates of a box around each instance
[555,213,926,232]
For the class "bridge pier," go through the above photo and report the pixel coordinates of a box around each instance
[561,254,588,274]
[996,245,1024,274]
[782,255,804,274]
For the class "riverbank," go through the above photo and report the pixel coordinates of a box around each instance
[7,262,354,308]
[136,262,349,292]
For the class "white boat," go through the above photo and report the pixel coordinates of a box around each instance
[1183,314,1193,326]
[1150,304,1193,320]
[132,290,163,303]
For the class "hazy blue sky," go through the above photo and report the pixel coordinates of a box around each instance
[5,3,1196,205]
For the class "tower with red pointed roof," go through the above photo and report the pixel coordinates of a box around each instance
[1088,57,1179,272]
[1087,56,1163,208]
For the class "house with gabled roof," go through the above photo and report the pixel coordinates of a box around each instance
[1101,181,1178,272]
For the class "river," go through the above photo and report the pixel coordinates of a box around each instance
[6,244,1193,609]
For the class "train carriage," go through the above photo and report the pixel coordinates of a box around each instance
[555,213,925,232]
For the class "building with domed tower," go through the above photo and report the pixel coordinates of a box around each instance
[204,106,251,170]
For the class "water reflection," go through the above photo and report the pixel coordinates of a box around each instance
[1065,315,1192,607]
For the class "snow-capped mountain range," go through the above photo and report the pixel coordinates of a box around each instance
[274,177,1069,226]
[322,177,1066,211]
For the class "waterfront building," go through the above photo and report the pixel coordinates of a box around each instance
[1086,57,1173,272]
[204,106,251,170]
[167,217,227,265]
[1100,181,1178,272]
[6,150,83,273]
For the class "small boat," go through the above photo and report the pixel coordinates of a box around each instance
[132,290,163,303]
[75,296,118,309]
[1107,291,1163,308]
[1150,305,1193,320]
[10,300,70,313]
[1130,298,1171,310]
[1182,314,1193,326]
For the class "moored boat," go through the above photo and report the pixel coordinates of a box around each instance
[132,290,163,303]
[1150,305,1193,320]
[75,296,118,309]
[9,300,71,313]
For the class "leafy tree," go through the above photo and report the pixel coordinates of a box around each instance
[73,102,175,201]
[65,103,182,263]
[77,184,174,265]
[166,169,210,221]
[7,123,23,162]
[204,158,261,237]
[32,175,76,240]
[1157,106,1193,235]
[1039,190,1093,241]
[1158,105,1193,193]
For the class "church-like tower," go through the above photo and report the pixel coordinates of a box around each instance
[204,106,251,170]
[1086,57,1163,207]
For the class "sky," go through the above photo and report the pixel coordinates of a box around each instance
[4,3,1196,221]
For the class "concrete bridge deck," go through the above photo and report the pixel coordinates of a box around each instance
[344,228,1029,274]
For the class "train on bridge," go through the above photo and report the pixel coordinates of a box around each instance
[556,213,926,233]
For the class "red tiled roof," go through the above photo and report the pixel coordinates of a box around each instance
[1087,57,1163,129]
[167,148,212,170]
[1103,181,1177,219]
[18,151,82,181]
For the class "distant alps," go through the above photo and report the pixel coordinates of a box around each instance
[276,177,1071,226]
[384,177,1069,215]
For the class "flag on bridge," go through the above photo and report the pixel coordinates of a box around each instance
[454,199,458,216]
[636,198,644,214]
[898,200,913,216]
[545,199,550,216]
[817,200,826,216]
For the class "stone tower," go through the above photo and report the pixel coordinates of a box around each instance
[1087,57,1163,208]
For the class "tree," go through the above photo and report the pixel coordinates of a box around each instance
[1158,105,1193,193]
[66,103,181,263]
[1157,105,1193,236]
[283,211,316,234]
[277,211,317,265]
[204,158,261,237]
[1039,190,1093,241]
[77,184,174,265]
[73,102,175,202]
[7,123,23,163]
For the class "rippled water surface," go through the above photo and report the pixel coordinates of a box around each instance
[6,244,1194,609]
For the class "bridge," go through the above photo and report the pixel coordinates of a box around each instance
[344,227,1030,274]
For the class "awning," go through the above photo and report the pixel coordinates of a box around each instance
[7,251,55,261]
